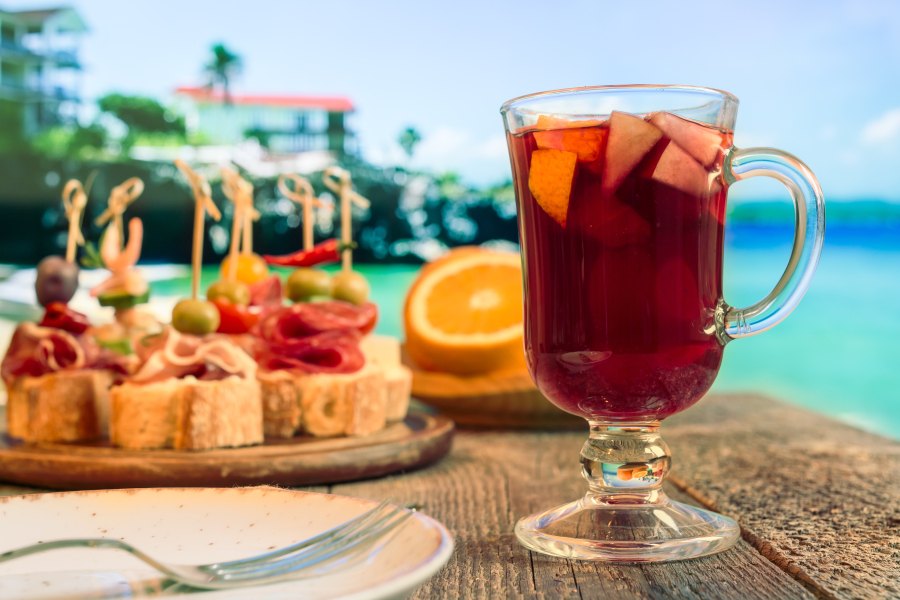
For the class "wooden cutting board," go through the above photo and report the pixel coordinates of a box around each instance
[402,346,584,430]
[0,409,454,491]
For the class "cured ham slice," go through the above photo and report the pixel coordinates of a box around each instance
[130,327,257,384]
[1,322,85,384]
[249,274,283,307]
[254,301,377,375]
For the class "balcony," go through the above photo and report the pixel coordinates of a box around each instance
[0,40,80,68]
[0,81,78,103]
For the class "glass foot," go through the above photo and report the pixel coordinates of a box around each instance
[515,422,739,561]
[515,490,740,562]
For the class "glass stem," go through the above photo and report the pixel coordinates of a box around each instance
[580,422,671,504]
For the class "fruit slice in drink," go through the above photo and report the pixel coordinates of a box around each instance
[648,111,725,169]
[534,116,607,163]
[600,111,662,199]
[641,139,722,198]
[527,148,578,227]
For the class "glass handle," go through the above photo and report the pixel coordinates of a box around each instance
[719,147,825,342]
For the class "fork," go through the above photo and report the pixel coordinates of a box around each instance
[0,498,417,590]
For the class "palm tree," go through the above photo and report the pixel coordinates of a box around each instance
[398,127,422,159]
[205,44,242,105]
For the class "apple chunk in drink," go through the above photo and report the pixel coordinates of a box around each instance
[509,110,732,421]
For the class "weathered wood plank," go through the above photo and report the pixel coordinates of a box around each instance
[331,427,815,600]
[665,393,900,600]
[6,393,893,599]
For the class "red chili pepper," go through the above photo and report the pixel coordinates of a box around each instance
[39,302,90,334]
[263,239,355,267]
[212,297,260,334]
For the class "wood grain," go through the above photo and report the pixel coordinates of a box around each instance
[3,393,896,599]
[0,411,453,490]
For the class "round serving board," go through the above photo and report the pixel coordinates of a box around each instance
[0,409,454,491]
[402,346,584,430]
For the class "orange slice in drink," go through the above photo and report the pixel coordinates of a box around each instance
[528,149,577,228]
[404,247,526,375]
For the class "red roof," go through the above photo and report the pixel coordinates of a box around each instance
[174,87,354,112]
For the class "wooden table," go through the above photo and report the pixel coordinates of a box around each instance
[2,393,898,599]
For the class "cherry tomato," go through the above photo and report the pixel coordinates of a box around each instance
[212,297,260,334]
[220,253,270,285]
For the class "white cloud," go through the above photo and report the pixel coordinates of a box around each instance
[361,127,512,185]
[474,134,509,160]
[413,127,471,166]
[861,108,900,144]
[412,128,510,183]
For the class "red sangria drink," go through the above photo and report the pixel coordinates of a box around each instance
[502,85,824,563]
[508,111,734,422]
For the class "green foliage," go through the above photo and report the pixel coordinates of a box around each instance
[436,172,468,200]
[398,127,421,158]
[244,127,272,148]
[132,131,188,148]
[0,99,29,154]
[79,240,105,269]
[484,180,515,204]
[97,94,186,136]
[31,123,108,159]
[205,44,242,103]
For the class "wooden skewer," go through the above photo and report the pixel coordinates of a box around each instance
[322,167,369,272]
[221,169,260,280]
[277,174,325,252]
[61,180,87,264]
[175,160,221,300]
[95,177,144,250]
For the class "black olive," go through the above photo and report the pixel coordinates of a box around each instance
[35,256,79,307]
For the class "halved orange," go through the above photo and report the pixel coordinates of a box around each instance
[404,247,526,375]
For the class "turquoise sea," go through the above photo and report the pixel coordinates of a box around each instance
[140,224,900,440]
[361,225,900,440]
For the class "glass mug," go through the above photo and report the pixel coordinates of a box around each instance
[501,85,824,561]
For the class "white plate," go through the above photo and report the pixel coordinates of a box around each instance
[0,487,453,599]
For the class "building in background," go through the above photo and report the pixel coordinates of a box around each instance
[172,87,356,156]
[0,6,86,135]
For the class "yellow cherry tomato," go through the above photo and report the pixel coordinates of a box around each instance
[220,253,270,285]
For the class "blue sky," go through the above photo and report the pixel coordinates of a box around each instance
[8,0,900,199]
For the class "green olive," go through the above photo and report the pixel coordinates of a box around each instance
[286,268,332,302]
[207,280,251,305]
[172,299,220,335]
[331,271,370,306]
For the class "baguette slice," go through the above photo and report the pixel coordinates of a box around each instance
[258,369,301,438]
[6,369,114,443]
[383,364,412,422]
[360,334,412,421]
[259,362,388,438]
[110,376,263,450]
[302,362,387,437]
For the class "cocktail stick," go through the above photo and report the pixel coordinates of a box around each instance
[175,160,221,300]
[221,169,260,280]
[61,180,87,264]
[322,167,369,272]
[277,174,325,252]
[95,177,144,250]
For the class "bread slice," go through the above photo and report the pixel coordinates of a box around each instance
[110,376,263,450]
[360,335,412,421]
[382,364,412,422]
[6,369,114,443]
[258,369,301,438]
[259,362,388,438]
[301,362,387,437]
